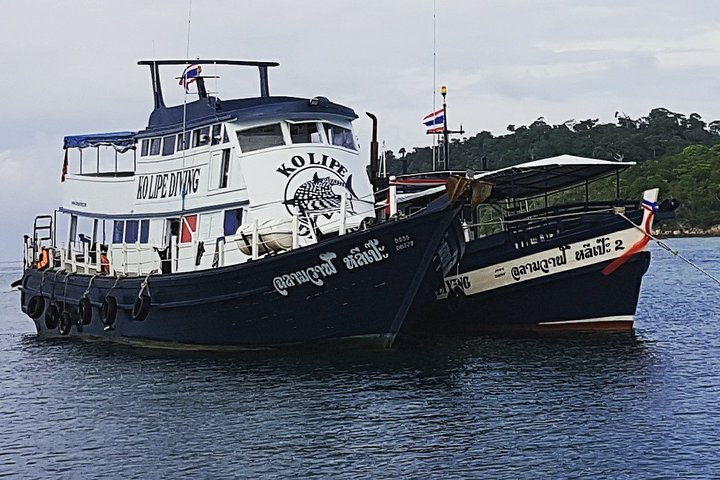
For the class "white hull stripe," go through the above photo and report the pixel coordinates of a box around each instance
[537,315,635,325]
[439,226,648,299]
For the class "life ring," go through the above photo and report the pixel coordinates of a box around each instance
[58,311,73,335]
[27,295,45,319]
[36,248,50,271]
[78,296,92,325]
[131,294,150,321]
[44,303,60,330]
[101,296,117,326]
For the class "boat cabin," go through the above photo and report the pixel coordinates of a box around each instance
[32,60,376,276]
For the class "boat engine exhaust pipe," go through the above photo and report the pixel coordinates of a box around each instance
[366,112,379,189]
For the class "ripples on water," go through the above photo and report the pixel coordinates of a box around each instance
[1,238,718,479]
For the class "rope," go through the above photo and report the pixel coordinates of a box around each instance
[616,211,720,287]
[83,274,98,297]
[138,273,153,298]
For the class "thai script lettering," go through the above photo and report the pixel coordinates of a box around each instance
[575,236,623,261]
[273,252,338,296]
[511,245,570,281]
[273,239,392,296]
[136,167,201,200]
[343,238,389,269]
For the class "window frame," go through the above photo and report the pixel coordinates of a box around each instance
[162,135,175,156]
[235,123,286,153]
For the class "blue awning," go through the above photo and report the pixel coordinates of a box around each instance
[63,131,136,152]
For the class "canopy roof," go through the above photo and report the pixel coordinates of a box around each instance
[396,154,634,204]
[476,154,635,201]
[63,131,136,152]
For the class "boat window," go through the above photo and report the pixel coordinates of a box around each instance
[211,124,222,145]
[289,122,322,144]
[223,208,243,236]
[222,126,229,143]
[140,219,150,243]
[181,215,197,243]
[324,124,356,150]
[177,131,191,151]
[125,220,139,243]
[219,149,231,188]
[112,221,124,243]
[140,139,149,157]
[236,124,285,153]
[193,127,210,148]
[162,135,175,156]
[149,138,161,156]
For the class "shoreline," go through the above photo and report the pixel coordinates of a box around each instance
[653,227,720,239]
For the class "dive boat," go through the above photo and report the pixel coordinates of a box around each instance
[16,59,467,349]
[394,155,679,333]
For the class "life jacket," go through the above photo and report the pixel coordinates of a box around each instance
[36,248,50,271]
[100,254,110,274]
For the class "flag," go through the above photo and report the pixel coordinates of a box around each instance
[61,149,68,182]
[423,108,445,134]
[179,64,202,91]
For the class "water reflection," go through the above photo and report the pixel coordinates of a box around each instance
[1,240,719,478]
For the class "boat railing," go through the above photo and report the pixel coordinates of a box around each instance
[503,200,640,249]
[24,191,376,276]
[504,199,639,224]
[106,243,162,276]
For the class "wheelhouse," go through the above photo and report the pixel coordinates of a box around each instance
[31,60,376,277]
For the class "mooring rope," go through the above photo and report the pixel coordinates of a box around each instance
[616,212,720,287]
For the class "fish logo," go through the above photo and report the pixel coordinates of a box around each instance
[284,171,358,218]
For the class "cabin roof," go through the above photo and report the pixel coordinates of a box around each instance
[137,95,358,138]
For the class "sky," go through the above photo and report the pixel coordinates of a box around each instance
[1,0,720,261]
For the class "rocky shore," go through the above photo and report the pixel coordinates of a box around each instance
[653,224,720,238]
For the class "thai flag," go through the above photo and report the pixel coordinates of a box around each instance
[179,64,202,91]
[423,108,444,134]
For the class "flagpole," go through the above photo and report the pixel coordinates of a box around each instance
[432,0,437,171]
[181,0,192,211]
[442,85,449,170]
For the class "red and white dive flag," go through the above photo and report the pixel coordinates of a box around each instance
[179,64,202,92]
[423,108,445,134]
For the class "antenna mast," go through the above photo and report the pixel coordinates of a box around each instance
[432,0,437,171]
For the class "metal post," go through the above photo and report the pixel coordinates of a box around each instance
[251,219,259,259]
[389,176,398,217]
[442,85,449,171]
[292,208,299,249]
[339,190,347,235]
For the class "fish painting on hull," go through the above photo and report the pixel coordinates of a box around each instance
[283,168,360,237]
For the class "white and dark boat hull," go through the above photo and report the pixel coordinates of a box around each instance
[422,251,649,334]
[411,196,662,334]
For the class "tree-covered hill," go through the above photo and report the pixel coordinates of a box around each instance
[387,108,720,230]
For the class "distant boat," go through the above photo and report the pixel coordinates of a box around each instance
[392,155,679,333]
[16,59,468,349]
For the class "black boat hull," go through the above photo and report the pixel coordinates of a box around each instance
[411,209,654,334]
[19,205,464,348]
[416,252,650,334]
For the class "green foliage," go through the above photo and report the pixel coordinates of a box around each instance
[390,108,720,229]
[622,145,720,228]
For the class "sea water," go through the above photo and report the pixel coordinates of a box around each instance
[0,238,718,479]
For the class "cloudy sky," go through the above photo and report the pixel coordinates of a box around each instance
[1,0,719,261]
